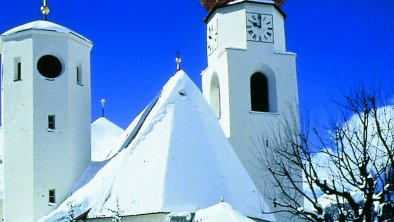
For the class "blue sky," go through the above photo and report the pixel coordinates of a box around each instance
[1,0,393,129]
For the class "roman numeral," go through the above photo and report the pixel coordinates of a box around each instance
[248,30,254,35]
[266,32,272,36]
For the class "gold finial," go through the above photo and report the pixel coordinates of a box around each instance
[175,51,182,71]
[41,0,50,21]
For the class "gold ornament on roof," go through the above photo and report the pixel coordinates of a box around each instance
[176,51,182,71]
[41,0,50,21]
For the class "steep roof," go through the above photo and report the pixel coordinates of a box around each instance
[40,71,275,221]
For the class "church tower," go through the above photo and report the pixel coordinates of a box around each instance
[0,19,92,221]
[201,0,299,218]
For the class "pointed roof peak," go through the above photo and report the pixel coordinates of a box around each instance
[40,70,275,221]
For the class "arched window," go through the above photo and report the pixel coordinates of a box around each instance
[250,73,269,112]
[210,73,221,118]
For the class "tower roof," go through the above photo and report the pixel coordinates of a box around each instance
[200,0,285,11]
[1,20,91,43]
[91,117,124,162]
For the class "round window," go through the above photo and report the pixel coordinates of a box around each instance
[37,55,63,78]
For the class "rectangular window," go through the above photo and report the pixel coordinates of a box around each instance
[76,66,82,85]
[48,115,56,130]
[49,189,56,204]
[170,217,188,222]
[14,58,22,81]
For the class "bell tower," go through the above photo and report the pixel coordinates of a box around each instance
[201,0,300,219]
[0,18,92,221]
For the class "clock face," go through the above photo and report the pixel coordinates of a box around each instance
[207,19,218,55]
[246,13,274,43]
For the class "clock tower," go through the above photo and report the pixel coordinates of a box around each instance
[201,0,300,220]
[0,20,92,221]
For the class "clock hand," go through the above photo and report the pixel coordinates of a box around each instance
[248,19,262,28]
[248,19,258,27]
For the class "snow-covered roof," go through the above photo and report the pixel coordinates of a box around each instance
[40,70,275,222]
[194,202,256,222]
[91,117,124,162]
[1,21,91,43]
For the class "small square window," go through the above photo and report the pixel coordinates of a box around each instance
[48,115,55,130]
[49,189,56,204]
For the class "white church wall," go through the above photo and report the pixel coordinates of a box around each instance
[1,27,92,221]
[87,214,167,222]
[86,213,266,222]
[2,34,36,221]
[202,2,301,222]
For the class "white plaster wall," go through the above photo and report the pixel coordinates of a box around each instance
[0,199,3,221]
[86,214,264,222]
[206,1,286,55]
[202,1,300,221]
[2,35,35,221]
[1,29,92,221]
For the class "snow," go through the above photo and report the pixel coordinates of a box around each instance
[91,117,124,161]
[194,202,256,222]
[39,70,275,222]
[1,20,91,42]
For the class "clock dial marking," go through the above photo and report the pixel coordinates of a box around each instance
[246,13,274,43]
[207,19,218,55]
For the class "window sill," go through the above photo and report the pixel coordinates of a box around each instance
[249,111,280,116]
[47,129,56,133]
[77,82,84,86]
[48,202,56,207]
[45,78,55,81]
[13,79,23,82]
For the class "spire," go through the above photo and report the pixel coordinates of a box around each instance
[175,51,182,72]
[40,0,50,21]
[101,99,106,117]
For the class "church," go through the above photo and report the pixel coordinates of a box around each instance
[0,0,299,221]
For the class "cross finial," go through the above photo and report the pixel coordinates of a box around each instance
[101,99,106,117]
[175,51,182,72]
[40,0,50,21]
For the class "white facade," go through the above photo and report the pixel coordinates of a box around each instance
[202,1,300,220]
[0,21,92,221]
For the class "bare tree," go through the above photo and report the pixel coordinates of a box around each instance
[262,87,394,222]
[66,201,76,222]
[107,198,124,222]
